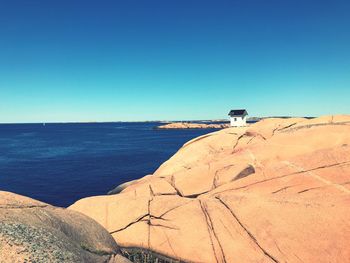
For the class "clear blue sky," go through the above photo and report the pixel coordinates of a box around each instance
[1,0,349,122]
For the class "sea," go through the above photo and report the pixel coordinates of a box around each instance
[0,122,218,207]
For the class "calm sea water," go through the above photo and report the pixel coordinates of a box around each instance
[0,122,216,207]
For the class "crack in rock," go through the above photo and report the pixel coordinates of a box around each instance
[271,122,299,137]
[297,186,323,194]
[281,121,350,133]
[158,201,194,218]
[168,175,184,197]
[232,132,266,153]
[212,164,235,189]
[215,196,279,263]
[147,186,154,249]
[109,214,149,234]
[271,185,297,194]
[199,200,226,263]
[231,134,246,153]
[148,223,179,231]
[214,161,350,195]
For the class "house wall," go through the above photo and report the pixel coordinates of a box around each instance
[230,115,247,127]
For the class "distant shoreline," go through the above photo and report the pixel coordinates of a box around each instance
[155,122,230,129]
[0,116,316,125]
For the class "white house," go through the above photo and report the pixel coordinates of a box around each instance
[228,109,248,127]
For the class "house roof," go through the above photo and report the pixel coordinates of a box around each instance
[228,109,248,116]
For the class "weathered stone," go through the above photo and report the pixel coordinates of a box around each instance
[0,191,129,263]
[70,115,350,262]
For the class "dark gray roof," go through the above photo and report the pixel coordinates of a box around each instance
[228,109,248,116]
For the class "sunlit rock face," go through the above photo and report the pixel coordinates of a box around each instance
[70,115,350,263]
[0,191,129,263]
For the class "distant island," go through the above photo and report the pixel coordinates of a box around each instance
[155,122,230,129]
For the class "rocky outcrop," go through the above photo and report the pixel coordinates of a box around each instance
[70,115,350,263]
[156,122,230,129]
[0,191,130,263]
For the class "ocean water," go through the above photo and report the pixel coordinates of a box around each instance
[0,122,217,207]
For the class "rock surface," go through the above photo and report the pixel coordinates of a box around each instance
[156,122,230,129]
[70,115,350,263]
[0,191,130,263]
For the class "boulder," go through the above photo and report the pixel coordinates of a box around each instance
[70,115,350,262]
[0,191,130,263]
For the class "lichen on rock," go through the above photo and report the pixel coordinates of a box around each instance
[0,191,130,263]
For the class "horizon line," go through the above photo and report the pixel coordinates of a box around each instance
[0,115,320,125]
